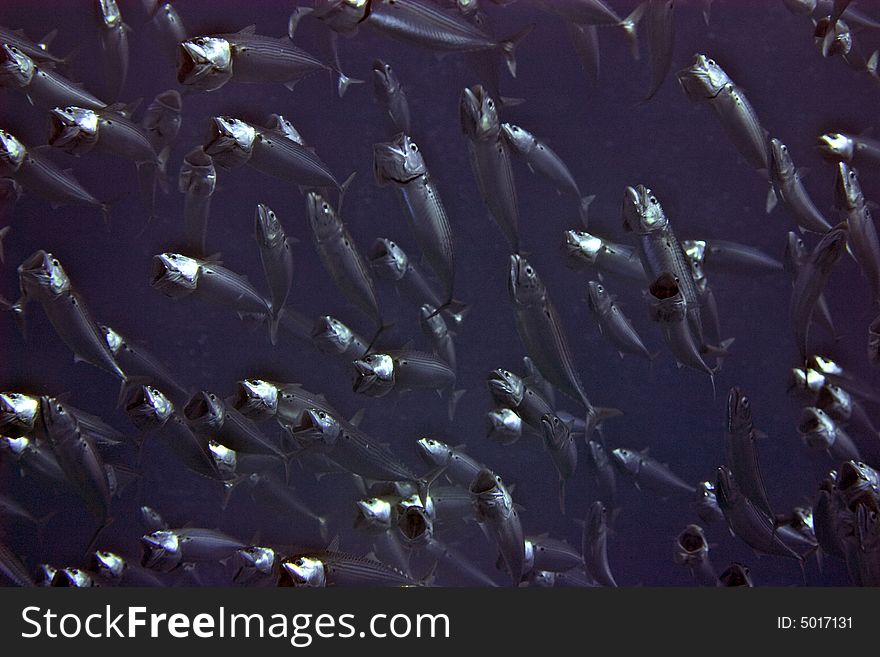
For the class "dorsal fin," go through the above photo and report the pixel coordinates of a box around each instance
[237,25,257,36]
[326,534,340,553]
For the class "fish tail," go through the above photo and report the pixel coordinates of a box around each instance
[499,24,535,78]
[337,171,357,214]
[620,2,647,61]
[317,515,330,544]
[868,50,879,77]
[84,516,114,559]
[336,71,363,98]
[268,306,283,346]
[0,225,9,263]
[156,145,171,194]
[578,195,596,229]
[448,388,467,421]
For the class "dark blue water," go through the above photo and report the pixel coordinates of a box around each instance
[1,0,879,586]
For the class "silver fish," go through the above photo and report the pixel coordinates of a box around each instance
[460,85,519,251]
[819,131,880,168]
[101,325,188,404]
[835,163,880,305]
[612,447,696,497]
[233,546,280,585]
[0,44,106,110]
[798,407,861,461]
[93,550,166,587]
[416,438,482,487]
[372,59,410,134]
[141,89,182,149]
[202,116,255,169]
[562,230,646,283]
[0,129,108,220]
[178,147,216,256]
[541,413,578,513]
[308,192,382,326]
[279,549,420,587]
[683,239,783,276]
[783,232,835,338]
[419,304,456,370]
[534,0,644,59]
[95,0,130,100]
[312,315,369,361]
[149,3,187,64]
[470,468,523,586]
[674,524,716,586]
[255,204,293,345]
[583,500,616,587]
[141,528,246,572]
[586,280,651,359]
[0,435,67,485]
[374,134,456,304]
[246,472,329,543]
[585,439,617,511]
[725,387,774,519]
[232,379,339,428]
[0,25,65,64]
[718,562,753,587]
[184,391,285,460]
[264,113,305,146]
[790,227,848,360]
[643,0,675,101]
[677,53,769,173]
[486,407,528,446]
[767,139,832,233]
[695,481,724,524]
[0,542,35,586]
[501,123,583,198]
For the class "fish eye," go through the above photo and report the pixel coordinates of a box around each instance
[322,202,329,211]
[650,196,658,205]
[52,259,59,265]
[849,171,857,180]
[487,99,494,109]
[209,394,216,400]
[780,145,787,152]
[525,266,533,275]
[409,143,418,152]
[707,59,716,66]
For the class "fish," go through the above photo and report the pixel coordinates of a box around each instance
[255,204,293,345]
[279,548,421,587]
[0,129,109,221]
[0,25,66,64]
[525,535,584,574]
[148,2,187,64]
[460,85,519,251]
[416,438,483,487]
[34,395,126,448]
[835,163,880,305]
[582,500,616,587]
[0,44,106,111]
[246,472,329,542]
[178,147,216,256]
[352,350,465,420]
[783,232,836,338]
[677,54,770,173]
[715,466,804,562]
[683,239,783,276]
[233,546,281,585]
[47,105,168,220]
[92,550,167,587]
[695,481,725,524]
[95,0,130,100]
[725,387,774,520]
[585,439,617,511]
[486,367,554,432]
[0,435,67,485]
[264,113,305,146]
[562,230,646,283]
[819,131,880,168]
[798,407,861,461]
[789,227,848,360]
[141,528,246,572]
[681,243,723,350]
[508,254,597,424]
[534,0,644,59]
[374,134,456,305]
[372,59,410,134]
[643,0,675,101]
[141,89,182,149]
[307,192,382,327]
[232,379,340,430]
[486,407,530,446]
[717,562,753,587]
[201,116,255,169]
[567,22,600,83]
[101,325,188,405]
[177,26,355,96]
[767,139,833,233]
[500,123,583,199]
[814,471,846,560]
[674,524,717,586]
[0,541,35,586]
[470,468,523,586]
[14,251,127,385]
[612,447,696,497]
[807,354,880,405]
[586,280,651,359]
[312,315,369,362]
[541,413,578,513]
[419,304,456,370]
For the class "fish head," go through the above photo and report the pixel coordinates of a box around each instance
[178,147,216,196]
[96,0,123,29]
[150,252,201,298]
[100,325,125,357]
[610,448,641,476]
[836,461,880,512]
[540,413,570,451]
[280,556,327,587]
[0,392,39,435]
[459,84,500,140]
[817,133,854,163]
[207,441,237,477]
[487,368,524,406]
[769,138,795,180]
[622,185,667,233]
[834,162,863,211]
[586,500,608,538]
[265,113,305,145]
[203,116,255,168]
[486,407,523,446]
[306,192,342,241]
[143,90,183,139]
[177,36,232,91]
[152,89,182,113]
[585,440,609,469]
[718,563,752,587]
[47,106,99,155]
[50,568,95,588]
[368,238,408,280]
[683,240,707,268]
[139,505,167,532]
[397,505,433,546]
[714,465,741,508]
[456,0,480,16]
[817,383,852,421]
[140,530,182,571]
[373,134,427,186]
[352,353,396,397]
[17,250,71,300]
[93,551,126,580]
[311,0,369,33]
[695,481,718,507]
[500,123,534,155]
[0,43,35,88]
[677,53,731,99]
[787,367,825,398]
[234,546,276,579]
[183,391,225,432]
[562,230,604,266]
[815,17,852,57]
[125,385,174,431]
[508,254,545,306]
[416,437,452,468]
[254,203,285,249]
[0,435,31,462]
[469,468,513,520]
[725,386,753,434]
[418,304,447,339]
[231,379,278,421]
[782,232,807,274]
[312,315,355,355]
[355,496,393,530]
[294,408,341,448]
[675,524,709,564]
[372,59,401,97]
[791,506,815,532]
[782,0,817,14]
[585,280,611,313]
[808,355,843,377]
[38,396,80,440]
[0,129,26,175]
[528,570,555,587]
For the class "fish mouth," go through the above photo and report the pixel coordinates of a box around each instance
[369,239,393,260]
[719,564,749,586]
[678,527,706,553]
[351,360,376,392]
[150,255,169,285]
[469,469,497,495]
[183,146,213,168]
[183,391,213,422]
[398,507,428,540]
[155,89,182,111]
[649,272,679,299]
